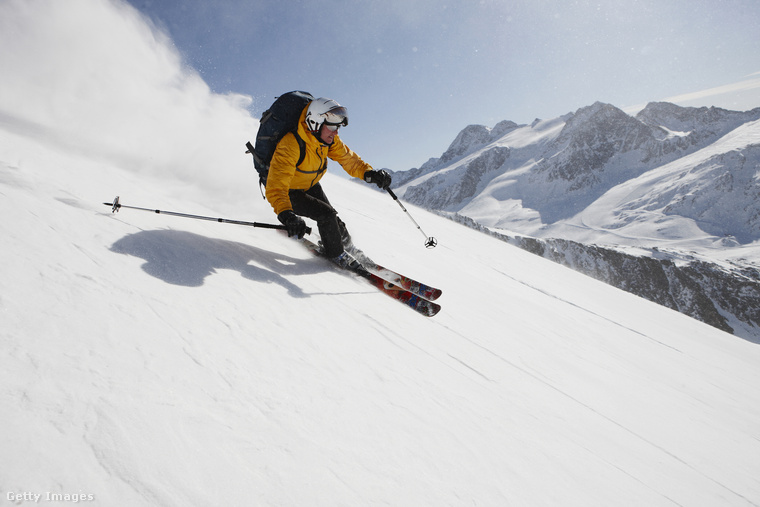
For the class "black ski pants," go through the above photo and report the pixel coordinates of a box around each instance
[289,183,348,258]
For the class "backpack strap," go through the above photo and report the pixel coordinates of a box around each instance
[245,141,264,168]
[246,141,268,198]
[293,131,306,169]
[246,133,307,199]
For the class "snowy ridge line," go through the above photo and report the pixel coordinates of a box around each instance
[490,265,684,353]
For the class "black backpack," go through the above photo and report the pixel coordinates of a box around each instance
[246,91,314,190]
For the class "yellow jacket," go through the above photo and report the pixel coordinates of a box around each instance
[265,105,373,215]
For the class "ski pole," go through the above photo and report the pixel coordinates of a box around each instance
[102,196,311,235]
[385,188,437,248]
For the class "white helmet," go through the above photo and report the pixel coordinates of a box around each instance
[305,97,348,133]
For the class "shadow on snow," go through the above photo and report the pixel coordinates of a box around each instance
[109,229,327,298]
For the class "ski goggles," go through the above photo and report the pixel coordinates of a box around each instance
[324,106,348,128]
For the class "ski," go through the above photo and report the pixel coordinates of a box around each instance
[300,238,441,317]
[361,273,441,317]
[362,262,442,301]
[344,245,443,301]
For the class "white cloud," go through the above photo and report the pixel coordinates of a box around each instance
[623,74,760,115]
[0,0,259,196]
[662,75,760,110]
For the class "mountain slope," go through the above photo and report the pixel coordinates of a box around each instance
[2,127,760,506]
[393,102,760,341]
[570,118,760,245]
[397,102,760,251]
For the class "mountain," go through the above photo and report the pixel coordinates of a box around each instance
[395,101,760,238]
[3,125,760,506]
[392,102,760,341]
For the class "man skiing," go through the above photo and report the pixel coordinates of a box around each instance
[266,96,391,266]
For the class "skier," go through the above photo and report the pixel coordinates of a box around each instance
[266,96,392,266]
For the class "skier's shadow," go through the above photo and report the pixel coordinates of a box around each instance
[110,229,324,298]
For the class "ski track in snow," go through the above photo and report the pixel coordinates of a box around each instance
[428,278,759,507]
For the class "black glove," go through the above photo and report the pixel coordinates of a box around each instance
[364,169,392,190]
[278,210,307,239]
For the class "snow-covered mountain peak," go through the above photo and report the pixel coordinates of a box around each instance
[547,102,656,181]
[439,124,493,164]
[398,101,760,246]
[438,120,523,165]
[637,101,760,135]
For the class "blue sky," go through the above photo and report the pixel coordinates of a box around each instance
[123,0,760,171]
[13,0,760,172]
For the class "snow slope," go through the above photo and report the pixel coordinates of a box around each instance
[2,127,760,506]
